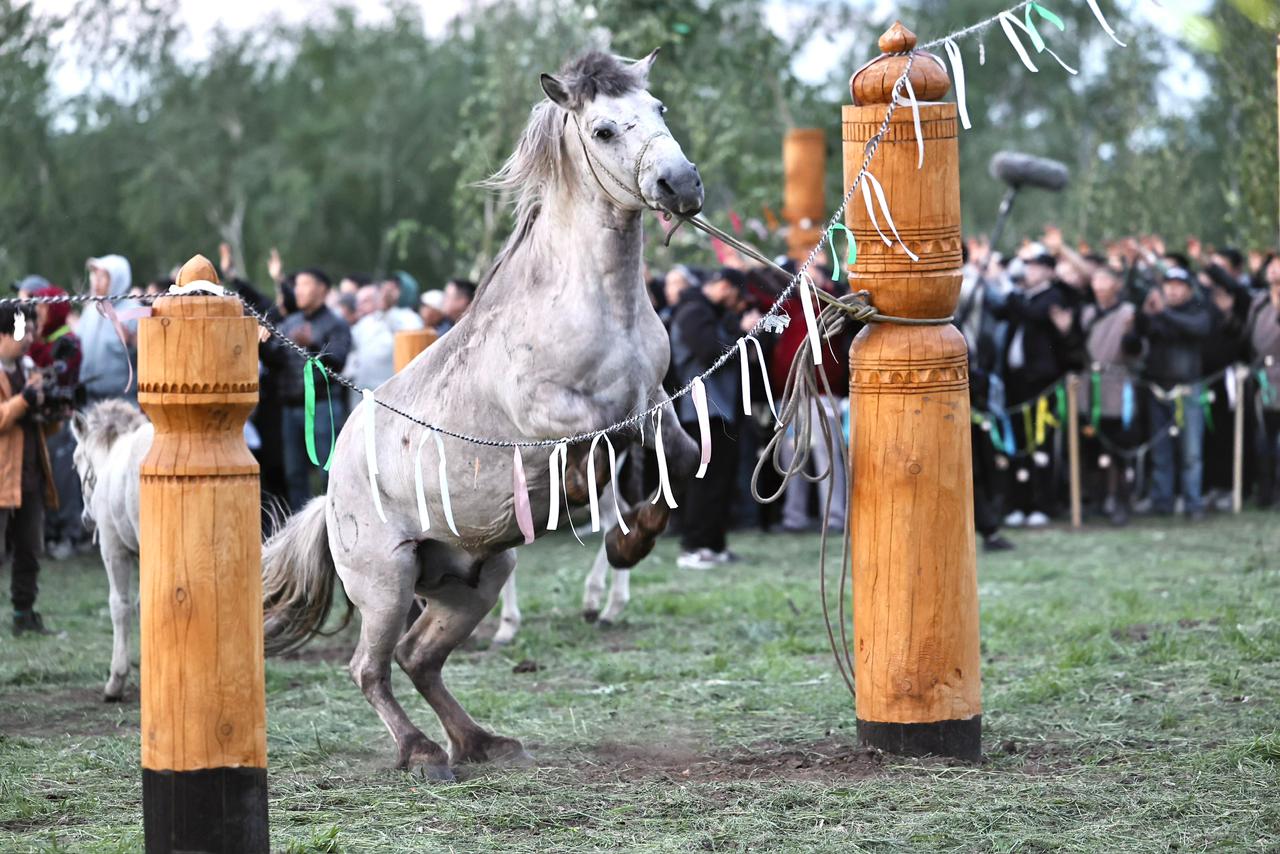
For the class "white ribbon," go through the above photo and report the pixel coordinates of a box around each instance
[943,39,972,130]
[547,443,564,530]
[737,337,778,423]
[1000,11,1077,75]
[586,434,629,535]
[431,429,460,536]
[1086,0,1126,46]
[863,172,920,262]
[512,447,535,545]
[651,409,679,509]
[798,274,823,367]
[901,74,925,169]
[13,312,24,342]
[692,378,712,478]
[979,42,986,66]
[414,432,431,532]
[362,390,387,524]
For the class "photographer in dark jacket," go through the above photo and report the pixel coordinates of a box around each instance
[669,268,753,570]
[993,253,1072,527]
[1199,264,1250,509]
[260,268,352,512]
[1125,267,1212,518]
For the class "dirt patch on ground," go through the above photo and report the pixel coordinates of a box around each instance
[1111,618,1219,643]
[278,643,351,664]
[0,686,139,738]
[578,737,888,782]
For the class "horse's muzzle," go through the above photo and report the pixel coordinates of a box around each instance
[654,162,704,216]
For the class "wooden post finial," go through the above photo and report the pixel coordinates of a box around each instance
[176,254,220,287]
[850,21,950,106]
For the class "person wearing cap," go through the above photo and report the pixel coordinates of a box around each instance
[79,255,138,404]
[1125,266,1213,519]
[993,250,1074,528]
[669,267,752,570]
[420,289,446,332]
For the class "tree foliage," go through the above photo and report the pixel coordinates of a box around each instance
[0,0,1275,290]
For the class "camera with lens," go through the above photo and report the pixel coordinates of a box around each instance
[30,337,85,424]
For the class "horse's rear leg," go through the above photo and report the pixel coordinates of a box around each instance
[342,561,452,781]
[102,549,134,702]
[491,569,521,645]
[397,549,530,767]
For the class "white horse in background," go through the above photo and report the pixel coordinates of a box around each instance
[260,50,704,781]
[69,400,150,701]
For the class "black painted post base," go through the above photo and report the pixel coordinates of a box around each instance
[143,767,269,853]
[857,715,982,762]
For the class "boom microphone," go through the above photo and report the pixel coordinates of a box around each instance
[987,151,1070,250]
[989,151,1070,192]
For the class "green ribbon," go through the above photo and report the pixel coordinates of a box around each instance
[987,414,1005,452]
[1090,370,1102,428]
[827,224,857,282]
[1200,388,1214,433]
[1054,384,1068,425]
[1024,2,1066,52]
[1258,369,1275,407]
[303,358,337,472]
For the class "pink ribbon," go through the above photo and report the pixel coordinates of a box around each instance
[692,377,711,479]
[512,448,535,545]
[96,301,134,394]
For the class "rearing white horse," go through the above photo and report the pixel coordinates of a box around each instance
[261,50,704,781]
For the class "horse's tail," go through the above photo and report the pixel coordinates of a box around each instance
[261,497,350,657]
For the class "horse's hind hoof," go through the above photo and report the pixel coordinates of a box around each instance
[103,693,124,704]
[411,763,456,783]
[582,609,600,624]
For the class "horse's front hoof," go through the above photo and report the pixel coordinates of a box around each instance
[411,763,456,783]
[452,735,533,768]
[582,609,600,624]
[103,692,124,703]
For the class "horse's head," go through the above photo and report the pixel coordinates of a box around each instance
[541,50,703,217]
[69,400,147,532]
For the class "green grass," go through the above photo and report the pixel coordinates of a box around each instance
[2,514,1279,852]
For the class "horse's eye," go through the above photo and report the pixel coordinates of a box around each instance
[658,103,668,115]
[593,126,614,141]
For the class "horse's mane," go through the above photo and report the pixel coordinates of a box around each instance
[475,52,648,297]
[81,398,147,451]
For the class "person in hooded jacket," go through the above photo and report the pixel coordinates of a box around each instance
[79,255,138,404]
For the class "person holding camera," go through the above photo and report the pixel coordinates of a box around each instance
[28,285,85,559]
[0,305,59,636]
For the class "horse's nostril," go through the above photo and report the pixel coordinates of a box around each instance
[656,178,674,196]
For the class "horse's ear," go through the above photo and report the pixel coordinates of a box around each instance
[70,410,88,444]
[540,73,572,109]
[638,48,660,79]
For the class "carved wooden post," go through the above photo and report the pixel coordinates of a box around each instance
[844,23,982,760]
[783,128,827,262]
[138,256,269,852]
[393,327,439,373]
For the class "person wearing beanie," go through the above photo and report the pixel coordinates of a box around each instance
[1124,267,1213,518]
[27,286,87,559]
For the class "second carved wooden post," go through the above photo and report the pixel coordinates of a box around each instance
[138,256,269,852]
[844,23,982,760]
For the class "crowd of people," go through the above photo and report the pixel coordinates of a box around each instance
[3,230,1278,632]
